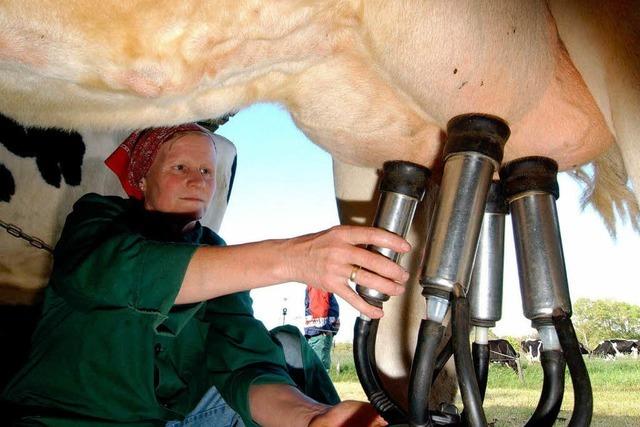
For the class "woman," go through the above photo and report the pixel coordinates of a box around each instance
[2,124,411,426]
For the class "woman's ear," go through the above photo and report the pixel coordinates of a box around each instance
[139,177,146,192]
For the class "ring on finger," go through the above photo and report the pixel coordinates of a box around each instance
[348,265,361,285]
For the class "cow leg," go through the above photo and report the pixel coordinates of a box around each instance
[332,160,457,410]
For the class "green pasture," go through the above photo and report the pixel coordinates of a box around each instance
[330,343,640,426]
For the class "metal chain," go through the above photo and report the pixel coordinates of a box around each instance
[0,219,53,253]
[489,349,518,360]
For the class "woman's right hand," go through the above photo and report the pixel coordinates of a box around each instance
[283,225,411,319]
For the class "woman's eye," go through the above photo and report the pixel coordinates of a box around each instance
[174,164,186,171]
[200,168,211,176]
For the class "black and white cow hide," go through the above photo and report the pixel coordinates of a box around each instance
[0,115,85,196]
[521,339,544,363]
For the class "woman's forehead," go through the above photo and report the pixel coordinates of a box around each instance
[162,133,216,160]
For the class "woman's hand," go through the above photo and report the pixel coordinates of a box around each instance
[178,225,409,310]
[250,384,387,427]
[309,400,388,427]
[284,225,411,318]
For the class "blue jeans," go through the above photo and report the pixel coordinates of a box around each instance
[307,334,333,370]
[166,386,245,427]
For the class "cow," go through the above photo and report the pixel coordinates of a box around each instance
[609,339,639,357]
[1,0,639,411]
[489,339,520,373]
[521,339,544,363]
[592,339,640,359]
[592,341,617,359]
[521,339,590,363]
[578,342,591,356]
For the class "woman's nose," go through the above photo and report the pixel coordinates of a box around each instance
[186,170,206,186]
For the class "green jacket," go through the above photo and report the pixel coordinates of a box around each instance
[2,193,295,426]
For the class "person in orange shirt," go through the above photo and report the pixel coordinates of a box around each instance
[304,286,341,370]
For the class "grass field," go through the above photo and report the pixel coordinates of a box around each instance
[329,344,640,426]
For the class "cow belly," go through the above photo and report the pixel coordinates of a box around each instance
[0,0,615,173]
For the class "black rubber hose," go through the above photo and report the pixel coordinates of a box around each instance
[432,336,453,385]
[471,342,489,402]
[452,297,487,427]
[525,349,565,427]
[409,319,445,427]
[553,310,593,427]
[353,317,406,424]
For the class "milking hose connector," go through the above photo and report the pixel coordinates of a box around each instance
[411,114,510,427]
[524,325,565,427]
[553,310,593,427]
[352,160,430,424]
[501,156,592,427]
[468,180,508,401]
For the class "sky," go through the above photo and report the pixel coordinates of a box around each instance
[216,103,640,343]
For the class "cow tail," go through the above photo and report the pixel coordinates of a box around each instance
[568,143,640,238]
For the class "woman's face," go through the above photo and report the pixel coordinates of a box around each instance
[140,132,216,220]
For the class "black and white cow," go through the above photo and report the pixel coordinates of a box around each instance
[521,339,590,363]
[521,339,544,363]
[488,339,520,373]
[578,342,591,356]
[592,339,640,359]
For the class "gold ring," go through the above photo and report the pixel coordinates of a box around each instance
[348,265,361,284]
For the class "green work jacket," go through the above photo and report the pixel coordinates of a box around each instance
[2,193,295,426]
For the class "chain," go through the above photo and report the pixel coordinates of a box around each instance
[0,219,53,253]
[489,349,518,360]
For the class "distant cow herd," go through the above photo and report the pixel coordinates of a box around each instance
[485,338,639,374]
[591,339,640,359]
[519,338,639,362]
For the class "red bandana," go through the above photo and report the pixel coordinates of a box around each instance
[105,123,210,199]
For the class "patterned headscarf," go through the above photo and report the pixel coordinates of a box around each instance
[105,123,212,199]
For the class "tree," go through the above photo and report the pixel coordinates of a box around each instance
[572,298,640,349]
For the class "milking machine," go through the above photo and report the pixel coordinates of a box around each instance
[414,114,510,427]
[352,115,592,427]
[467,180,508,402]
[406,181,508,419]
[352,160,433,424]
[500,157,593,427]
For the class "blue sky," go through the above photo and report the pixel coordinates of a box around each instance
[217,103,640,342]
